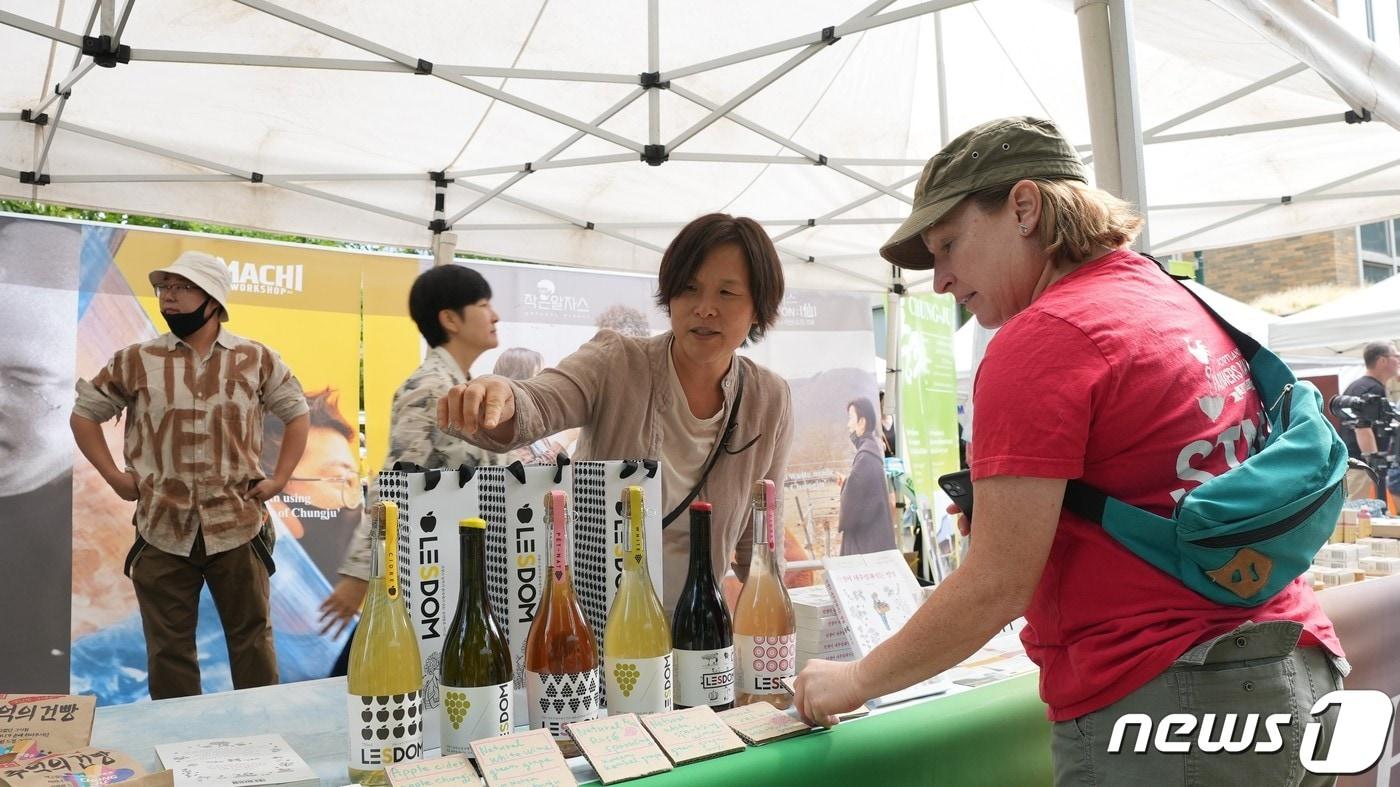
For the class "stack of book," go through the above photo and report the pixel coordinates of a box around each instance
[788,585,852,670]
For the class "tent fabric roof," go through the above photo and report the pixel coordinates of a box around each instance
[1269,272,1400,356]
[3,0,1400,291]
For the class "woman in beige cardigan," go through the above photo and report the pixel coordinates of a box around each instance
[438,213,794,611]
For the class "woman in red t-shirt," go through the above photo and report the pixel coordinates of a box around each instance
[794,117,1346,787]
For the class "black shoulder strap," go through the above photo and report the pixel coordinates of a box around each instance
[1064,254,1260,522]
[663,364,746,528]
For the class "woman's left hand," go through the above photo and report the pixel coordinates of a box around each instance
[794,658,868,728]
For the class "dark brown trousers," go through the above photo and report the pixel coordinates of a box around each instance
[127,528,278,699]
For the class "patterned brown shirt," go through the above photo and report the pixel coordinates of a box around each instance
[73,329,309,556]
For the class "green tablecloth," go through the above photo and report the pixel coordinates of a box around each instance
[633,673,1052,786]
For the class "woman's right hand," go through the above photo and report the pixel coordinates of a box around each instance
[437,377,516,436]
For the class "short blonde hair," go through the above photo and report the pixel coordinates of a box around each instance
[969,178,1143,268]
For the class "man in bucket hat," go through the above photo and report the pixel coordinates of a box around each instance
[71,250,310,699]
[793,118,1346,786]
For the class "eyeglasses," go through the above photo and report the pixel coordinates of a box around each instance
[154,282,203,296]
[287,475,365,508]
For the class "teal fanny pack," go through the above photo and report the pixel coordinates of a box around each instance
[1062,270,1348,607]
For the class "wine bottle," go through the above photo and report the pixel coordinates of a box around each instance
[603,485,674,715]
[732,479,796,709]
[524,490,600,756]
[439,517,513,755]
[671,501,735,711]
[347,501,424,786]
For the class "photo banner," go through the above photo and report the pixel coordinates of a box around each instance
[899,293,960,498]
[70,223,371,703]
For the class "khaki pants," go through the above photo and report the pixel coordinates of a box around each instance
[1052,621,1344,787]
[127,527,278,700]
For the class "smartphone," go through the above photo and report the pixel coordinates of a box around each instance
[937,469,973,525]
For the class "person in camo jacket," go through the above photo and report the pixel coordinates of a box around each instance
[71,251,309,699]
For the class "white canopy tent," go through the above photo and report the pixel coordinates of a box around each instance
[1270,272,1400,356]
[3,0,1400,296]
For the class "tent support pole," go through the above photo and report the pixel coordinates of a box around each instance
[647,0,660,147]
[233,0,643,153]
[1147,114,1344,144]
[1144,63,1308,138]
[669,83,913,203]
[1154,156,1400,251]
[1076,0,1149,247]
[660,0,971,82]
[934,11,950,146]
[445,88,647,225]
[0,10,85,46]
[771,173,921,242]
[666,0,895,153]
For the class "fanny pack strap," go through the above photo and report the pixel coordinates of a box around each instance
[1063,255,1272,522]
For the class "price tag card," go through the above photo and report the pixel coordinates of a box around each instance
[387,754,482,786]
[470,728,575,787]
[563,715,670,784]
[639,707,745,766]
[716,703,814,746]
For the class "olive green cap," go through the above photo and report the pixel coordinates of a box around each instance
[880,116,1087,270]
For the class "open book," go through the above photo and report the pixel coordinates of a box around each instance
[822,550,946,706]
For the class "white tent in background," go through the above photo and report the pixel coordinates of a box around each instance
[1270,273,1400,357]
[3,0,1400,293]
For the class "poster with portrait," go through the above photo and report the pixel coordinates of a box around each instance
[65,220,371,703]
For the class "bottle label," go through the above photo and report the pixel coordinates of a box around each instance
[674,647,735,708]
[735,634,795,695]
[347,691,424,770]
[526,669,600,742]
[440,682,512,755]
[604,653,673,714]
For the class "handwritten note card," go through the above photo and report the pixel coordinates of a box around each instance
[563,715,670,784]
[387,754,482,787]
[154,734,316,787]
[639,707,745,766]
[716,703,813,746]
[470,728,574,787]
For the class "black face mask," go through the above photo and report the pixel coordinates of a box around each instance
[163,296,215,339]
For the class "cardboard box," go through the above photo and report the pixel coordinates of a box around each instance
[1315,544,1363,569]
[1371,521,1400,539]
[1311,566,1355,587]
[1361,556,1400,576]
[379,465,484,749]
[1358,537,1400,558]
[571,460,663,707]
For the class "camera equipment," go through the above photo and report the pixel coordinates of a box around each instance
[1329,393,1398,495]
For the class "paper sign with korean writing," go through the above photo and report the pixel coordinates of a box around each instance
[0,695,97,765]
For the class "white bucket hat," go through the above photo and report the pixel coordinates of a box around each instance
[147,250,232,322]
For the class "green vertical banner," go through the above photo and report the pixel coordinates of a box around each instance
[899,292,960,495]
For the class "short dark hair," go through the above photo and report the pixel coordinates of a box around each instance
[409,265,492,347]
[1364,341,1397,368]
[848,397,878,438]
[493,347,543,381]
[654,213,785,343]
